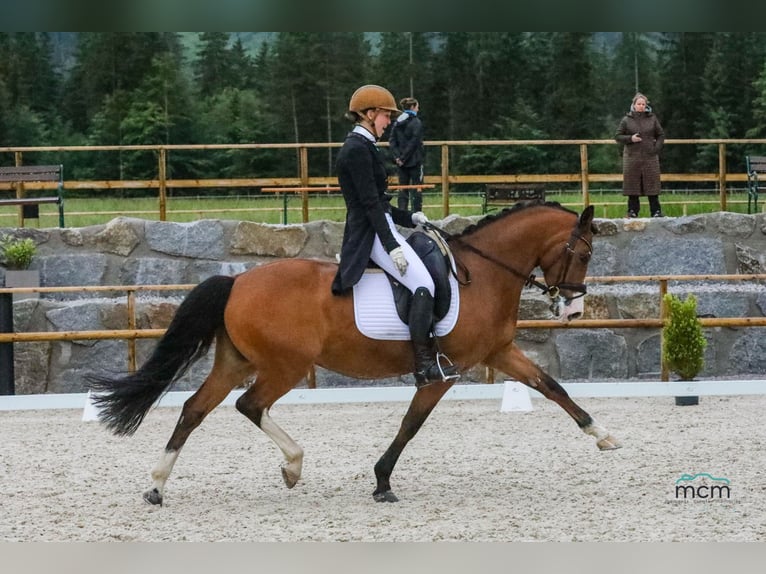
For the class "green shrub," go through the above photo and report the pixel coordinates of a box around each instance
[0,234,37,270]
[662,293,707,381]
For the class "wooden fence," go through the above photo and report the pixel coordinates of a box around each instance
[3,138,766,224]
[2,274,765,387]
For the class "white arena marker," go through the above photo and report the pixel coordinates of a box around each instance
[81,390,102,422]
[500,380,533,412]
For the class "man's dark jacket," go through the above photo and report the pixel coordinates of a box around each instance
[331,131,415,295]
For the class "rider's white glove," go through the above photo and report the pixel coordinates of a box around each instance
[389,246,408,276]
[411,211,429,226]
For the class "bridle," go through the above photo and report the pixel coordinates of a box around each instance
[543,227,592,315]
[546,226,592,298]
[424,220,592,309]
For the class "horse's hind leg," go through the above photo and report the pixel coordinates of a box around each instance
[234,363,310,489]
[144,331,254,506]
[489,343,621,450]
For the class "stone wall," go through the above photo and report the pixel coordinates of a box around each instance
[2,211,766,394]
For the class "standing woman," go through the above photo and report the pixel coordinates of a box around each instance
[389,96,425,212]
[331,85,459,388]
[615,92,666,218]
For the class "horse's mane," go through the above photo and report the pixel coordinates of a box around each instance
[453,200,578,240]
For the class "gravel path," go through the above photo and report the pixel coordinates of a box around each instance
[1,395,764,541]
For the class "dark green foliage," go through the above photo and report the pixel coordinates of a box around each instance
[662,294,707,381]
[544,33,600,143]
[194,33,234,97]
[4,32,766,186]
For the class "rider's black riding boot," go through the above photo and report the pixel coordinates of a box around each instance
[409,287,460,388]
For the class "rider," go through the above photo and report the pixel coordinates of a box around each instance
[331,84,459,388]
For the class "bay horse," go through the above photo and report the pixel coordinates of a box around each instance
[89,200,621,506]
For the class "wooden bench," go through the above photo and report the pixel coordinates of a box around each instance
[0,165,65,227]
[746,155,766,214]
[261,184,435,223]
[482,183,545,213]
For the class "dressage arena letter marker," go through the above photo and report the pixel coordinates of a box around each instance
[500,381,534,412]
[81,390,102,422]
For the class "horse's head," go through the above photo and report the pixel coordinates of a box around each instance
[538,205,595,323]
[446,201,595,323]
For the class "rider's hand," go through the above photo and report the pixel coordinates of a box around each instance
[411,211,429,226]
[389,247,408,276]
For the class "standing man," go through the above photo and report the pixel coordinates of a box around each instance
[389,97,425,212]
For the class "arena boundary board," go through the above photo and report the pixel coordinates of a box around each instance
[1,380,765,412]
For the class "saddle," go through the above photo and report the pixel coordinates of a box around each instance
[385,230,453,324]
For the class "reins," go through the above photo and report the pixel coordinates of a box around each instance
[422,220,589,300]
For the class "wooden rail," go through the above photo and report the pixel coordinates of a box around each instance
[2,274,765,386]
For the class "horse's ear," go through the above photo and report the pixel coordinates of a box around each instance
[579,205,595,230]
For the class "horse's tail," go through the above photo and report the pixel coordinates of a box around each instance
[87,274,236,436]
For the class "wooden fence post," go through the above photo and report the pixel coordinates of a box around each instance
[660,279,669,382]
[14,151,23,227]
[158,148,167,222]
[718,143,727,211]
[300,146,309,223]
[580,143,590,208]
[441,144,450,217]
[127,289,137,373]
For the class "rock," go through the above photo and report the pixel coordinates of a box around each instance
[230,221,307,257]
[95,217,142,256]
[146,220,226,259]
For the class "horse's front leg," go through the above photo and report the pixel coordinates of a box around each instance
[488,343,621,450]
[373,381,454,502]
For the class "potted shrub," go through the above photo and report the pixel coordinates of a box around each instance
[662,293,707,406]
[0,234,40,301]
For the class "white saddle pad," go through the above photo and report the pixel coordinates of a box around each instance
[352,270,460,341]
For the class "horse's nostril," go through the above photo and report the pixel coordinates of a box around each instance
[568,312,582,321]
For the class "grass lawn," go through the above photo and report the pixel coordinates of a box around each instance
[0,190,757,228]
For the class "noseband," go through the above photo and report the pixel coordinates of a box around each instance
[424,220,591,304]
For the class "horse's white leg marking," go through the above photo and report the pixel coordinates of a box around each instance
[260,408,304,488]
[583,420,622,450]
[148,449,180,501]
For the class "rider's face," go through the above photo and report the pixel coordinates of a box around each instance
[371,109,391,138]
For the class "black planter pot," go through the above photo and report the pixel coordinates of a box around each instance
[674,395,699,406]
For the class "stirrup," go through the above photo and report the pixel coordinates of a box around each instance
[414,353,460,388]
[436,353,460,381]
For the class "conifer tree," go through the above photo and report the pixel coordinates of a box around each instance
[194,32,233,97]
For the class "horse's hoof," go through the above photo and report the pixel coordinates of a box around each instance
[373,490,399,503]
[597,435,622,450]
[281,466,299,489]
[143,488,163,506]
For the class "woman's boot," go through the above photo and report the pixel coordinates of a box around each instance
[408,287,460,388]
